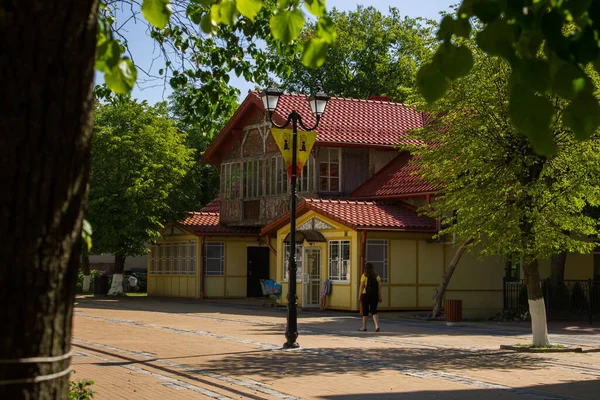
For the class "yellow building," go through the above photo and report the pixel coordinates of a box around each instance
[147,199,274,299]
[146,91,597,318]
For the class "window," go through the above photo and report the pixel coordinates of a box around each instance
[220,162,241,199]
[283,243,303,281]
[318,148,341,192]
[265,156,287,196]
[298,155,316,193]
[204,242,224,276]
[149,241,196,275]
[366,240,388,283]
[243,159,263,198]
[329,240,350,281]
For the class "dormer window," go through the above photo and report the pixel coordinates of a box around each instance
[318,148,341,192]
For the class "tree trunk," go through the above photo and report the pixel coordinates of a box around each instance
[108,254,126,295]
[81,254,91,293]
[432,237,474,317]
[0,1,98,398]
[550,251,567,284]
[523,259,550,346]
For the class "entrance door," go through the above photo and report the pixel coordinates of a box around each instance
[247,247,270,297]
[302,247,321,308]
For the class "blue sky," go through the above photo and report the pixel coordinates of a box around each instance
[103,0,455,104]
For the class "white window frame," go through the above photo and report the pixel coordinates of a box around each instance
[366,240,388,283]
[318,147,341,192]
[298,154,316,193]
[204,241,225,276]
[265,155,288,196]
[150,241,196,275]
[220,162,241,200]
[242,159,264,198]
[328,240,350,282]
[283,243,303,282]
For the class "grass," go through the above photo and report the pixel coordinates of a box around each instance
[514,343,567,349]
[125,292,147,297]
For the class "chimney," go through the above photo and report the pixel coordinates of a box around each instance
[367,96,391,102]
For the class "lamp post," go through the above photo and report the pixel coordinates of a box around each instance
[261,86,329,349]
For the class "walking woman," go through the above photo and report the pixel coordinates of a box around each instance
[358,263,382,332]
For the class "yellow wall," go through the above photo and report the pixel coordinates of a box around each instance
[147,231,201,299]
[538,254,593,281]
[148,230,268,299]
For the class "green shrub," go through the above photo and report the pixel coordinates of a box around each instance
[69,379,95,400]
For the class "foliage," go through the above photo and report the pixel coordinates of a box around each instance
[418,0,600,154]
[88,99,194,257]
[406,43,600,268]
[166,84,231,210]
[69,379,95,400]
[278,6,436,102]
[95,0,311,103]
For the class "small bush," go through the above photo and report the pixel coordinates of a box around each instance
[69,379,95,400]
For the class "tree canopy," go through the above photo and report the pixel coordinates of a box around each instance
[88,99,194,258]
[278,6,435,102]
[406,43,600,345]
[416,0,600,154]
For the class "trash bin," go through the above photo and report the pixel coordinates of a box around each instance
[94,274,109,295]
[445,299,462,325]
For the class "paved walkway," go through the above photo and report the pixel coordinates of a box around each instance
[71,297,600,399]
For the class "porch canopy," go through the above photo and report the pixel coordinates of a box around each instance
[283,230,326,244]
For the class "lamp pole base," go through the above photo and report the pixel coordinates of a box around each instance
[283,341,300,349]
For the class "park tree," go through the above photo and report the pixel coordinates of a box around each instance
[278,6,435,102]
[88,99,194,295]
[406,46,600,346]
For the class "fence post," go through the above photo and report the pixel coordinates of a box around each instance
[589,279,593,326]
[503,277,506,310]
[545,277,551,320]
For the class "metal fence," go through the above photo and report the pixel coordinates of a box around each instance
[503,278,600,323]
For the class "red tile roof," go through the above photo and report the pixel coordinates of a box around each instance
[261,198,436,235]
[200,197,220,213]
[203,92,426,165]
[254,92,425,147]
[351,152,439,199]
[179,211,260,236]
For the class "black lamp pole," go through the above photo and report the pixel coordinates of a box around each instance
[261,86,329,349]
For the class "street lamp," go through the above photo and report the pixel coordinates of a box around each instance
[261,85,329,349]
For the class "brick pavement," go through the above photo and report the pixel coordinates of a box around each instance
[71,297,600,400]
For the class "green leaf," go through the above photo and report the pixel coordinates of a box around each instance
[142,0,172,29]
[472,0,501,23]
[417,63,448,103]
[437,16,454,40]
[211,0,238,26]
[518,59,551,93]
[509,86,556,155]
[305,0,326,17]
[302,38,328,68]
[563,92,600,140]
[200,13,216,34]
[316,16,336,44]
[570,26,600,64]
[104,58,137,94]
[236,0,262,21]
[476,20,517,62]
[552,63,591,100]
[270,9,305,44]
[82,219,93,252]
[435,44,473,80]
